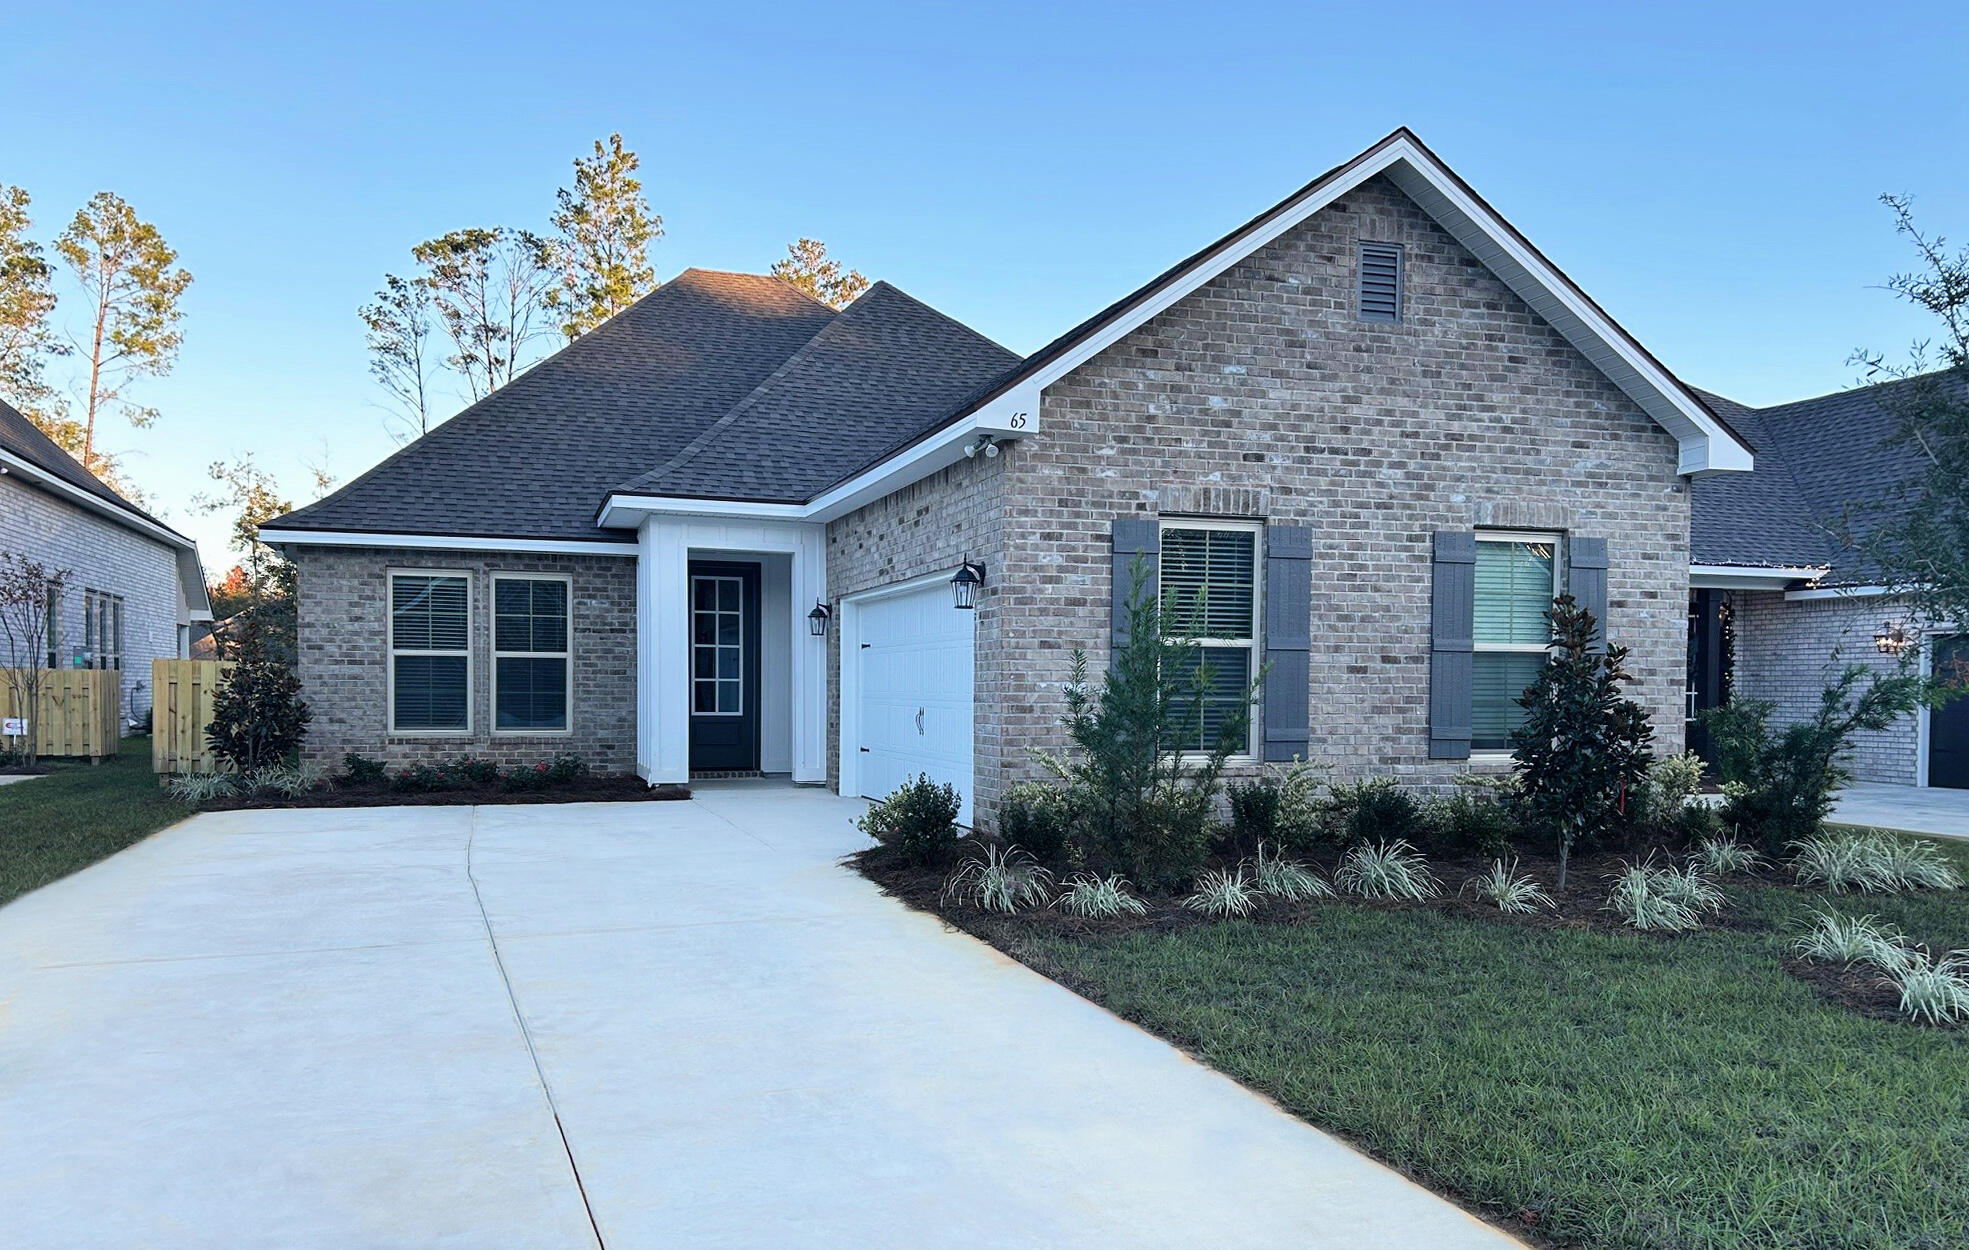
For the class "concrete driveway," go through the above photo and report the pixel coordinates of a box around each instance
[0,785,1519,1249]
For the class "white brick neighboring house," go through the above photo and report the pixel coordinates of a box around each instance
[1,400,212,732]
[1689,377,1969,792]
[265,129,1769,824]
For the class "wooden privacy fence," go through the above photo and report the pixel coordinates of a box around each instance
[0,669,121,761]
[153,659,236,775]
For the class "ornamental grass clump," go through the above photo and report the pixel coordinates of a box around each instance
[1250,842,1333,902]
[942,844,1054,914]
[1867,835,1963,891]
[1057,872,1150,920]
[1653,861,1727,917]
[1789,833,1885,893]
[1692,836,1765,877]
[1184,867,1260,918]
[1603,858,1702,932]
[1460,858,1555,914]
[1791,909,1911,971]
[1335,839,1440,901]
[1881,949,1969,1025]
[166,772,241,803]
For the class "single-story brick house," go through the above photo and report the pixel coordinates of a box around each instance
[1,399,212,730]
[266,128,1772,823]
[1688,376,1967,790]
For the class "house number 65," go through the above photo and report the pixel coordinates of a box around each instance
[1007,412,1028,428]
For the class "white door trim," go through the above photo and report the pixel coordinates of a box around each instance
[837,567,970,817]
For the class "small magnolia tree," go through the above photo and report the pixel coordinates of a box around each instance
[1511,595,1654,888]
[205,622,311,772]
[0,554,71,765]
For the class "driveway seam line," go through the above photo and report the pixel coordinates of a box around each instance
[464,805,608,1250]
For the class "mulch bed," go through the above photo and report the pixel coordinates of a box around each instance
[198,776,691,810]
[1779,954,1950,1025]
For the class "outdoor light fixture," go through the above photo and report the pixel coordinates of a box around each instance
[1873,620,1912,656]
[963,434,1000,459]
[808,600,832,637]
[950,561,985,610]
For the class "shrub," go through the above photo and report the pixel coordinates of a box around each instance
[942,844,1054,913]
[1512,596,1654,888]
[204,632,311,773]
[1882,950,1969,1025]
[1032,564,1256,890]
[1057,872,1150,919]
[1327,778,1421,848]
[1336,839,1440,901]
[503,761,554,791]
[1184,867,1259,918]
[1707,666,1925,856]
[454,756,503,787]
[1250,842,1333,901]
[545,753,589,784]
[1421,791,1516,858]
[393,764,449,793]
[998,781,1078,869]
[1691,836,1765,877]
[343,753,388,785]
[1225,760,1324,855]
[1461,858,1555,914]
[1791,909,1910,969]
[1603,858,1702,932]
[858,773,963,867]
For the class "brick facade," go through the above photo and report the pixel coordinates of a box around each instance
[827,175,1693,825]
[1728,590,1924,785]
[1,473,186,729]
[291,546,637,772]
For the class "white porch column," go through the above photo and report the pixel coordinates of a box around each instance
[638,517,692,784]
[788,524,828,783]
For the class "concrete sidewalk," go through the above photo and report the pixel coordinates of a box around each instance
[1831,782,1969,840]
[0,788,1520,1249]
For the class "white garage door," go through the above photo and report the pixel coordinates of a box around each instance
[853,582,975,824]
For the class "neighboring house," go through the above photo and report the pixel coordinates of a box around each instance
[264,129,1756,825]
[1690,375,1967,790]
[0,399,212,730]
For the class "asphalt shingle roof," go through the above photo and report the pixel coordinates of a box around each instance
[1691,373,1950,581]
[614,282,1020,503]
[272,270,842,542]
[0,397,187,539]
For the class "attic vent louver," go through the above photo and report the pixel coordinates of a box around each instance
[1358,242,1403,323]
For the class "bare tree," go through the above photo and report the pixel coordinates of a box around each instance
[411,227,556,401]
[359,274,437,443]
[0,554,72,767]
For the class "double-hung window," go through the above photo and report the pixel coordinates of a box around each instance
[1158,521,1261,756]
[389,572,471,733]
[1471,532,1561,753]
[83,590,123,670]
[493,575,570,733]
[44,591,62,668]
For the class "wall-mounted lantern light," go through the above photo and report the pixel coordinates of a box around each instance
[1873,620,1912,656]
[808,600,832,637]
[950,561,985,610]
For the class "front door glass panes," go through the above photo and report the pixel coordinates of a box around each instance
[692,576,743,715]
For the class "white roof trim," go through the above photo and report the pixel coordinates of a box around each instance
[1689,563,1829,589]
[1009,131,1752,477]
[260,527,640,557]
[1785,584,1895,603]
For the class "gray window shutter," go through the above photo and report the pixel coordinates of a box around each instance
[1569,537,1609,653]
[1111,519,1160,659]
[1429,531,1476,760]
[1262,525,1312,761]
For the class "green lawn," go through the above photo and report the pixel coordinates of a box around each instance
[0,737,189,907]
[1023,844,1969,1250]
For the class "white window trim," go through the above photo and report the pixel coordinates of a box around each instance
[83,589,125,672]
[491,572,574,738]
[689,572,747,719]
[387,568,474,737]
[1470,530,1564,760]
[1157,517,1264,762]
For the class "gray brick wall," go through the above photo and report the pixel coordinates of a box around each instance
[292,546,636,772]
[1,473,184,730]
[825,454,1007,821]
[827,174,1692,826]
[1728,590,1922,785]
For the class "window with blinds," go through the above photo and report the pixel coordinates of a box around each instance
[494,576,570,732]
[1471,534,1560,751]
[1358,242,1403,323]
[390,572,470,733]
[1158,522,1260,755]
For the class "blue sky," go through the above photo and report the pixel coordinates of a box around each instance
[6,0,1965,572]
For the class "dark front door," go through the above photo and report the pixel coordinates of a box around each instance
[1931,636,1969,790]
[688,562,761,772]
[1686,589,1732,763]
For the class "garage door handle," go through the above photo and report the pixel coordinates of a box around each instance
[915,708,925,735]
[859,747,869,753]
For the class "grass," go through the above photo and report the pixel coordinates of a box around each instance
[1022,836,1969,1250]
[0,737,186,907]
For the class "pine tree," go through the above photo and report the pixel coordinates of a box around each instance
[550,134,659,337]
[771,238,869,309]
